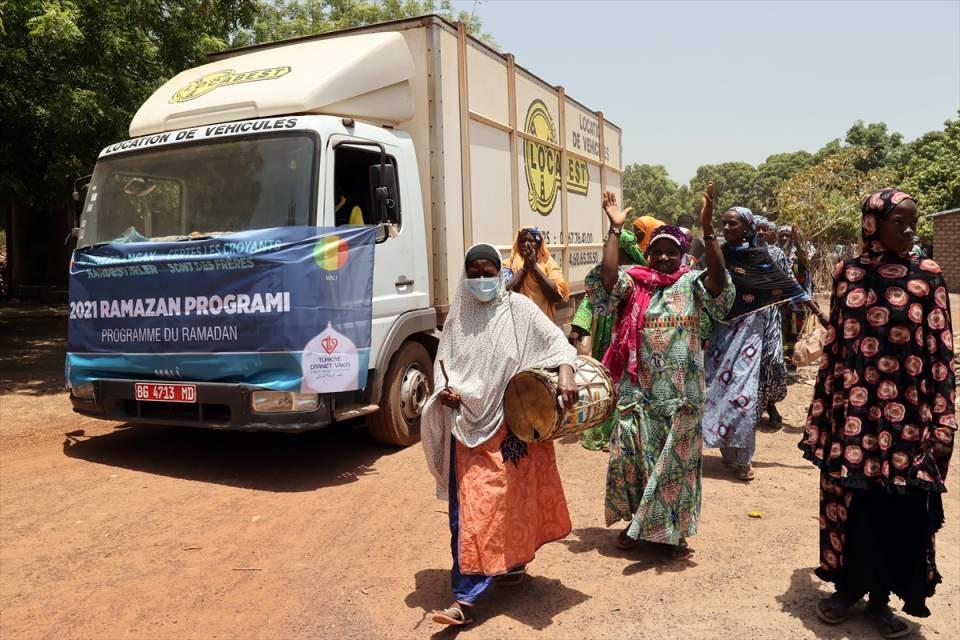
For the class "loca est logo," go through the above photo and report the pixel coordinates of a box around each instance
[522,100,561,216]
[170,66,292,103]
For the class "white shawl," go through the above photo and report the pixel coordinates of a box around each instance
[421,271,576,499]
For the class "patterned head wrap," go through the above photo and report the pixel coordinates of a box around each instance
[728,206,758,247]
[646,224,688,255]
[861,188,916,255]
[777,225,792,235]
[632,215,665,252]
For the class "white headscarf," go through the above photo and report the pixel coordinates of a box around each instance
[420,243,576,499]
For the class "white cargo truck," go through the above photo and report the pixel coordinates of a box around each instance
[68,15,623,445]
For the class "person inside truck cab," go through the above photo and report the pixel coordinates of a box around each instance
[334,186,365,226]
[502,226,570,322]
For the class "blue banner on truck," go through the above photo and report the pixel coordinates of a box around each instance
[66,226,375,393]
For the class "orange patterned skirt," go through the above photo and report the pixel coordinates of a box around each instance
[454,426,572,575]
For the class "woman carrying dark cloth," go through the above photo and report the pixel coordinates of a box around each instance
[420,242,579,627]
[701,207,825,481]
[799,189,955,638]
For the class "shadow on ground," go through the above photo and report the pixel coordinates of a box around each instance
[558,527,699,575]
[0,315,67,395]
[701,452,811,483]
[405,568,590,637]
[62,422,400,492]
[777,567,930,640]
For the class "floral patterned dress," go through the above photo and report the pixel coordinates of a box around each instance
[592,269,734,544]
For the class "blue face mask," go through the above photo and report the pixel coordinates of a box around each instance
[464,276,499,302]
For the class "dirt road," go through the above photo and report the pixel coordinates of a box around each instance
[1,311,958,640]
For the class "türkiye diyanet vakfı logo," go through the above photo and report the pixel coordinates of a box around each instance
[170,66,291,103]
[301,234,358,393]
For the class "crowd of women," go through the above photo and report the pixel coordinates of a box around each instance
[420,183,955,638]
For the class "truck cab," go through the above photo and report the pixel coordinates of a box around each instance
[69,31,438,446]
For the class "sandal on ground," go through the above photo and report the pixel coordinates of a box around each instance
[669,541,694,561]
[866,604,912,639]
[497,566,527,586]
[737,464,755,482]
[616,528,640,550]
[431,603,473,626]
[816,594,855,625]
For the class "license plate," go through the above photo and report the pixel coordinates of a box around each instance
[134,382,197,403]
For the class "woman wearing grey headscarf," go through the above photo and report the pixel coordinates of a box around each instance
[702,208,806,480]
[421,242,577,626]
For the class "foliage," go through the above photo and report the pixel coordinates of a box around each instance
[753,151,814,213]
[900,113,960,215]
[774,147,898,243]
[0,0,259,210]
[843,120,906,172]
[231,0,495,48]
[689,162,760,218]
[621,164,687,224]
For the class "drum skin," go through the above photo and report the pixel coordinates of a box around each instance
[504,356,615,443]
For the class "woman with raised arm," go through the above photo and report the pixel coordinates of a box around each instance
[701,206,821,481]
[800,189,955,638]
[598,184,734,560]
[421,243,578,627]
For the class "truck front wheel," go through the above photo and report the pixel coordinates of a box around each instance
[367,341,433,446]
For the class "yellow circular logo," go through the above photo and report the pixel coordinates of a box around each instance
[523,100,560,216]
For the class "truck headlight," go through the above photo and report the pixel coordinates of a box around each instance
[250,391,319,413]
[71,382,96,400]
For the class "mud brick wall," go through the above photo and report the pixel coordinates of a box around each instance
[933,211,960,293]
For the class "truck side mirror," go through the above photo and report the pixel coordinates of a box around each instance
[369,163,400,226]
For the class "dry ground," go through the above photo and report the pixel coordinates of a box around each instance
[1,306,958,640]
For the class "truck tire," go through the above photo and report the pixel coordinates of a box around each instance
[367,341,433,446]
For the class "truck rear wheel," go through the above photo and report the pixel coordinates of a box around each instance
[367,341,433,446]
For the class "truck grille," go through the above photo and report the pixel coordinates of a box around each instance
[121,400,231,424]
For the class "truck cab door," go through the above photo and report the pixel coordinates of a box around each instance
[323,132,429,377]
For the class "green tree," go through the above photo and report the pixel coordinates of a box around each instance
[1,0,259,212]
[843,120,905,172]
[231,0,494,47]
[753,151,814,213]
[900,113,960,215]
[689,162,760,218]
[621,163,686,224]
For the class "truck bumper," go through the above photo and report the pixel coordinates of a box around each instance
[71,379,332,431]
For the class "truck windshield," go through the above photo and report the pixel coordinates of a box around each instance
[78,133,316,247]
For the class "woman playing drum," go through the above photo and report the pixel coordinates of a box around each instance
[597,184,734,560]
[420,242,578,626]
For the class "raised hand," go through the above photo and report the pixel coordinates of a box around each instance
[602,191,631,227]
[700,181,714,232]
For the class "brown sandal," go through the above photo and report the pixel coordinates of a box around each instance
[737,464,755,482]
[432,603,473,626]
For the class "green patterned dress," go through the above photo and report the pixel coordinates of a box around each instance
[593,269,734,544]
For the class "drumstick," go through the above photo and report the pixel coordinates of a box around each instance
[439,359,450,390]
